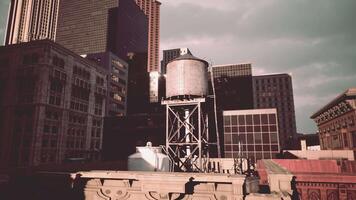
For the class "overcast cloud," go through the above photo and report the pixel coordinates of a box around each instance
[1,0,355,133]
[159,0,356,133]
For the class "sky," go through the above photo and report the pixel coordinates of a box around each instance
[1,0,356,133]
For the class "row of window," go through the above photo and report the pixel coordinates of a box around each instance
[224,114,277,126]
[68,113,86,124]
[225,151,277,163]
[225,144,279,152]
[319,116,355,134]
[73,65,90,80]
[70,100,89,112]
[224,125,277,133]
[92,119,102,127]
[254,77,289,85]
[111,74,126,85]
[224,132,279,144]
[73,77,91,90]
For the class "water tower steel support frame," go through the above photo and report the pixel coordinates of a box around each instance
[162,98,210,172]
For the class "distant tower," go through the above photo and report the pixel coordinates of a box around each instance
[56,0,119,55]
[134,0,161,72]
[162,54,219,172]
[5,0,60,45]
[253,73,297,149]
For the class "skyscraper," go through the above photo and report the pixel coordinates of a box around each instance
[253,73,297,149]
[210,63,254,156]
[56,0,119,55]
[211,63,254,110]
[107,0,148,59]
[5,0,60,45]
[134,0,161,72]
[87,52,129,117]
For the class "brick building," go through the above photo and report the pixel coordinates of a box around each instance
[257,159,356,200]
[311,88,356,155]
[0,40,108,168]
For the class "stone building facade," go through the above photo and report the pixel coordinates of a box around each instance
[311,88,356,156]
[0,40,107,168]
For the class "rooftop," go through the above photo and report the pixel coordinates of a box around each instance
[311,87,356,118]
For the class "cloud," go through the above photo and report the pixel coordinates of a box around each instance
[160,0,242,11]
[160,0,356,133]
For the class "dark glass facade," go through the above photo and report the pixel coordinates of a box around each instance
[56,0,119,55]
[212,64,254,111]
[210,64,254,156]
[126,52,150,115]
[223,109,280,163]
[107,0,148,59]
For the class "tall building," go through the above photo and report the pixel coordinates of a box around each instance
[253,73,297,149]
[0,40,108,168]
[126,52,150,115]
[161,48,192,74]
[107,0,148,59]
[211,63,254,111]
[56,0,119,55]
[311,88,356,154]
[134,0,161,72]
[87,52,129,117]
[5,0,60,45]
[209,63,254,156]
[223,109,280,163]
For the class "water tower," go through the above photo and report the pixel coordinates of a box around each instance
[162,54,218,172]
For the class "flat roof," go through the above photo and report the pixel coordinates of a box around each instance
[223,108,277,115]
[212,63,252,68]
[253,73,291,77]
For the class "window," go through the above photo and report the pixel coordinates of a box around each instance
[223,116,231,125]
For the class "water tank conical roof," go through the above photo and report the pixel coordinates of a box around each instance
[170,54,209,66]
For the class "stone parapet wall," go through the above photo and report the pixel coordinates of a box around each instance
[72,170,246,200]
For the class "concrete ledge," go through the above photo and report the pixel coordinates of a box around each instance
[263,160,293,196]
[72,170,246,200]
